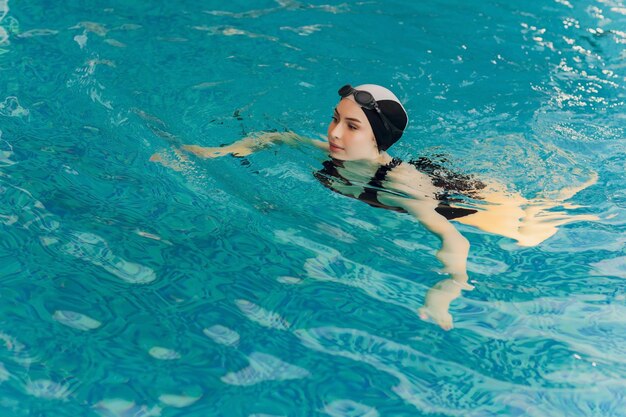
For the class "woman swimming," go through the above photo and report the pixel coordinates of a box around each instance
[153,84,597,330]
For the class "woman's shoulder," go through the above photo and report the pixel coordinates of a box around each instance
[386,155,486,199]
[382,158,441,198]
[385,157,431,182]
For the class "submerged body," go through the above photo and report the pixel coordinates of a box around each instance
[153,85,598,329]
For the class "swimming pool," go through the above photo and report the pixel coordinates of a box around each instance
[1,0,625,415]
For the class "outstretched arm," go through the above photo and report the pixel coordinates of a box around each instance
[183,131,328,159]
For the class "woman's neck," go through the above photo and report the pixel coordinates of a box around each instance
[335,152,394,181]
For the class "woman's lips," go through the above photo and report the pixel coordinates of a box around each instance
[329,143,343,152]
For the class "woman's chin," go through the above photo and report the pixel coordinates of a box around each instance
[329,148,346,159]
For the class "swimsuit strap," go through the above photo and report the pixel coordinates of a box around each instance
[365,157,402,188]
[316,158,477,220]
[359,157,403,200]
[317,159,352,185]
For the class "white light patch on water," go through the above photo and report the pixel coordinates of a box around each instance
[0,0,8,23]
[304,252,426,312]
[235,299,290,330]
[0,213,17,225]
[40,236,59,246]
[0,362,9,382]
[344,217,377,231]
[17,28,59,37]
[148,347,181,360]
[323,399,380,417]
[115,23,142,31]
[62,232,156,284]
[221,352,309,386]
[0,96,29,118]
[280,24,331,36]
[203,325,240,346]
[392,239,432,252]
[104,38,126,48]
[0,137,15,167]
[276,275,303,285]
[0,332,24,353]
[53,310,101,331]
[591,256,626,278]
[554,0,573,9]
[135,230,161,240]
[93,399,162,417]
[70,21,108,36]
[24,379,72,400]
[158,394,201,408]
[542,229,625,253]
[62,164,79,175]
[275,229,341,258]
[316,222,356,243]
[73,33,87,48]
[249,414,286,417]
[466,256,509,275]
[89,88,113,110]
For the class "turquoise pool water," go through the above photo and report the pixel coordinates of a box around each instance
[1,0,625,415]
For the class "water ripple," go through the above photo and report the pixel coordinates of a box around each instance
[464,296,626,369]
[323,399,379,417]
[304,253,426,311]
[16,28,59,38]
[2,1,624,415]
[295,326,523,415]
[61,232,156,284]
[0,136,15,167]
[0,361,9,382]
[591,256,626,278]
[24,379,73,401]
[0,181,59,233]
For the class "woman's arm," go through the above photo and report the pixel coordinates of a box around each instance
[377,163,474,329]
[183,131,328,159]
[381,194,471,281]
[455,174,599,247]
[379,193,473,330]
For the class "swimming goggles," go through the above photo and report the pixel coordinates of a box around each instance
[338,84,402,139]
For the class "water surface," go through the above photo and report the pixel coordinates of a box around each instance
[0,0,625,416]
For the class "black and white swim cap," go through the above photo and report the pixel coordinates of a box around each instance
[343,84,409,151]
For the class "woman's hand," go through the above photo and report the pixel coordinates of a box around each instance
[419,277,473,330]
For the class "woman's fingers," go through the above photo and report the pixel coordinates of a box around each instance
[418,307,454,331]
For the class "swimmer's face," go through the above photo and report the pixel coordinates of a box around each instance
[327,98,379,161]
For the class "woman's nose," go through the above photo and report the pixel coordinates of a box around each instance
[329,123,342,139]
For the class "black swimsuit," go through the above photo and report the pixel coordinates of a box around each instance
[314,158,482,220]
